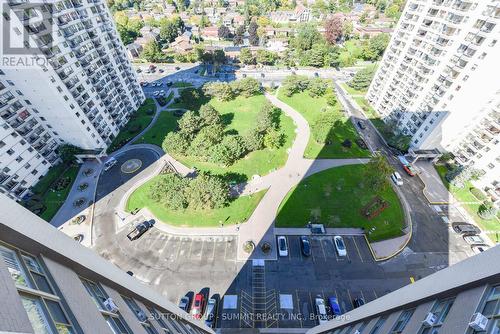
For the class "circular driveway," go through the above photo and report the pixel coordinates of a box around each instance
[96,148,159,202]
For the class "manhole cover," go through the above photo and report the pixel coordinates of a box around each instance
[121,159,142,174]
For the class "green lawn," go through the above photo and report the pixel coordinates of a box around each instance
[126,177,266,227]
[173,94,297,179]
[25,164,80,222]
[277,90,370,159]
[172,82,193,88]
[107,98,156,152]
[135,111,178,147]
[340,82,366,96]
[435,165,500,242]
[276,164,405,242]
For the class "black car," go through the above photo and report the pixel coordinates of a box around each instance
[159,68,164,73]
[452,222,481,236]
[166,81,173,86]
[353,298,365,308]
[175,66,180,70]
[355,138,368,149]
[357,120,366,130]
[300,236,311,257]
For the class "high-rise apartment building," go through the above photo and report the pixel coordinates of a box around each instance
[1,0,145,200]
[0,193,213,334]
[367,0,500,188]
[307,243,500,334]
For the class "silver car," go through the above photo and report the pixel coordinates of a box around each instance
[464,235,486,245]
[204,298,217,328]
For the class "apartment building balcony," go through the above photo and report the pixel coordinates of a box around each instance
[451,0,473,12]
[0,173,10,185]
[455,153,470,165]
[0,110,16,120]
[4,179,19,192]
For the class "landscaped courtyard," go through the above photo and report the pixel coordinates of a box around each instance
[276,164,405,242]
[277,83,370,159]
[126,177,266,227]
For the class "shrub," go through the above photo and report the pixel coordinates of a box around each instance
[342,139,352,148]
[255,102,278,133]
[478,201,498,220]
[203,82,234,101]
[187,173,229,210]
[281,75,310,97]
[348,66,376,91]
[149,174,190,210]
[470,187,487,201]
[162,132,190,154]
[325,92,338,106]
[231,77,261,97]
[264,129,285,149]
[199,104,222,126]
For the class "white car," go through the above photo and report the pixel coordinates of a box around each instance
[391,171,403,186]
[103,157,117,171]
[464,235,485,245]
[334,236,347,257]
[277,236,288,257]
[153,91,160,96]
[471,245,490,254]
[315,298,328,325]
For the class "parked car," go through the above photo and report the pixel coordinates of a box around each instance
[159,68,164,73]
[277,236,288,257]
[175,66,181,70]
[464,235,486,245]
[452,222,481,236]
[191,293,205,319]
[299,236,311,257]
[353,298,365,308]
[357,120,366,130]
[328,297,342,316]
[334,236,347,257]
[166,81,173,86]
[136,68,142,73]
[204,298,217,328]
[126,219,155,241]
[103,157,117,171]
[355,138,368,149]
[315,297,328,325]
[391,172,403,186]
[402,164,416,176]
[471,244,490,254]
[178,296,190,312]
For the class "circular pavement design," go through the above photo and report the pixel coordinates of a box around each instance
[121,159,143,174]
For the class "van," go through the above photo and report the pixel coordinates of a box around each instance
[104,157,117,171]
[391,172,403,186]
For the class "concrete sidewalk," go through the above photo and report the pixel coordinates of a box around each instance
[415,161,451,204]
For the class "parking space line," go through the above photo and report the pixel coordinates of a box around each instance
[174,237,182,260]
[319,238,327,260]
[295,290,303,328]
[211,239,216,260]
[373,289,378,299]
[286,236,291,261]
[199,239,205,258]
[360,290,366,302]
[187,238,194,259]
[347,289,354,308]
[352,237,364,262]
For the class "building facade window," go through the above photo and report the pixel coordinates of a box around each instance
[391,309,415,333]
[122,296,158,334]
[418,298,455,334]
[0,243,78,334]
[80,278,131,334]
[369,316,387,334]
[472,285,500,334]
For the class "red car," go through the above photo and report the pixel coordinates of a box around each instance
[403,164,416,177]
[191,293,205,319]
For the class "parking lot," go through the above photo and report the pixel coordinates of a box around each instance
[216,235,405,329]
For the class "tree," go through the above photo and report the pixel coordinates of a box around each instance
[255,102,277,132]
[189,125,224,157]
[239,48,255,65]
[141,40,163,62]
[324,16,343,44]
[233,25,245,46]
[256,49,278,65]
[387,134,412,152]
[248,19,259,46]
[263,129,285,149]
[213,49,226,64]
[199,15,209,28]
[307,77,328,97]
[231,77,261,97]
[160,20,179,43]
[149,174,189,210]
[385,4,400,19]
[218,25,232,39]
[311,112,336,143]
[292,23,322,51]
[162,132,190,154]
[364,155,394,192]
[362,33,389,61]
[243,128,264,151]
[186,173,229,210]
[178,111,202,136]
[281,75,310,97]
[199,104,222,126]
[57,144,81,163]
[325,92,338,106]
[203,82,234,101]
[348,66,376,91]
